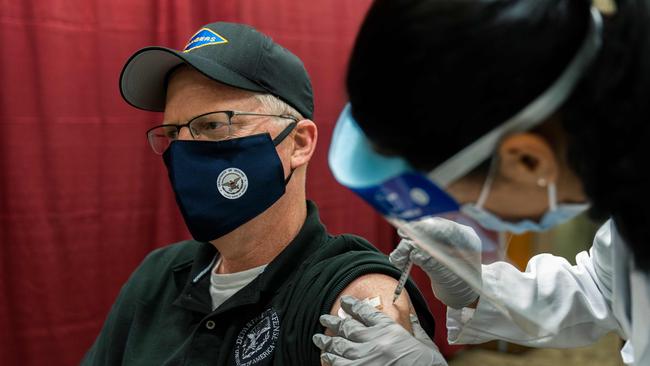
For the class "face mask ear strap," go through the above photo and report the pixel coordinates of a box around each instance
[547,181,558,211]
[476,156,499,208]
[272,121,298,186]
[284,168,295,185]
[273,121,298,146]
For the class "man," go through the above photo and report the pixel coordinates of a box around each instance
[82,22,436,365]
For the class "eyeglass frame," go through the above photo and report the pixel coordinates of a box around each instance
[145,110,300,154]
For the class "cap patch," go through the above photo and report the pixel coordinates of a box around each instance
[183,28,228,52]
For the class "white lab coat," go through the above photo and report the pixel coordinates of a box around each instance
[447,220,650,365]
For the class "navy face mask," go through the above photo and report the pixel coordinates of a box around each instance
[163,122,296,242]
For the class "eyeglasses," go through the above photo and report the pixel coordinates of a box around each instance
[146,110,299,154]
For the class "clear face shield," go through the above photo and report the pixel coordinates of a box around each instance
[329,7,602,337]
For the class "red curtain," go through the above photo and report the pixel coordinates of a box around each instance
[0,1,458,364]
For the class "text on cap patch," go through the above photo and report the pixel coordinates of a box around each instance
[183,28,228,52]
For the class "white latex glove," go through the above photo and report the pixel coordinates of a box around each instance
[313,295,448,366]
[390,217,481,309]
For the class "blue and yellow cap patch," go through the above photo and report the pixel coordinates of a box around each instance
[183,28,228,52]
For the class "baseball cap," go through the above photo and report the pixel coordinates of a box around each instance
[120,22,313,119]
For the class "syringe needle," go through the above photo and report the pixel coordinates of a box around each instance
[392,259,414,304]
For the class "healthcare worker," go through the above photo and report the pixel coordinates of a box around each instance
[313,0,650,365]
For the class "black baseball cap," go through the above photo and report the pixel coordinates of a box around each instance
[120,22,313,119]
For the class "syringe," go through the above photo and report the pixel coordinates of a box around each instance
[392,258,414,304]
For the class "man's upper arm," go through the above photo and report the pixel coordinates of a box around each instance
[328,273,414,334]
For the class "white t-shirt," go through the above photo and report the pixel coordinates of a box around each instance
[209,257,268,310]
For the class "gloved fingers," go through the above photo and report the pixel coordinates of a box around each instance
[312,333,332,351]
[410,245,478,283]
[339,317,372,342]
[392,238,443,274]
[403,217,450,243]
[321,315,376,342]
[409,247,439,272]
[408,216,482,252]
[340,295,393,327]
[320,352,352,366]
[409,313,437,349]
[312,334,364,360]
[319,314,343,334]
[389,239,415,268]
[396,228,412,240]
[319,313,369,342]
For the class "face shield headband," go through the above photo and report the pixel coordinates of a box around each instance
[329,7,602,224]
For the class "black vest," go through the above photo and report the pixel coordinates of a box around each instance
[82,201,435,365]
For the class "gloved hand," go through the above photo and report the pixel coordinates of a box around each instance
[390,217,481,309]
[313,295,448,366]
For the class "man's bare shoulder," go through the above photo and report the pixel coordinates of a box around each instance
[327,273,414,333]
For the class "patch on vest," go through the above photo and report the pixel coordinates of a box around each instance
[234,308,280,366]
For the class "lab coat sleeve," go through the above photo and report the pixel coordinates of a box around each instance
[447,222,623,347]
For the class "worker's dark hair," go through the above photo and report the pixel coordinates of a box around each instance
[347,0,650,270]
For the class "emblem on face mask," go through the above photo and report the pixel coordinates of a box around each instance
[217,168,248,199]
[234,308,280,366]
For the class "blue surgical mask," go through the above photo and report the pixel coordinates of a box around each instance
[162,123,296,242]
[460,161,589,234]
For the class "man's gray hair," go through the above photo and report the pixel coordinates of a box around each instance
[255,93,304,122]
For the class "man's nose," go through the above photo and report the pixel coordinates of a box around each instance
[177,126,194,141]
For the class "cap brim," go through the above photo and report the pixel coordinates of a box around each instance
[328,103,412,189]
[120,46,267,112]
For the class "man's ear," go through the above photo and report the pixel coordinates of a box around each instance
[290,119,317,170]
[497,132,558,186]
